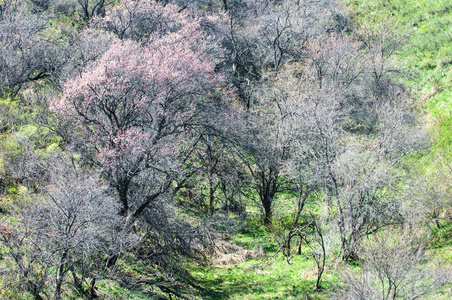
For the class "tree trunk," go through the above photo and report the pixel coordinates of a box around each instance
[262,194,273,225]
[54,251,68,300]
[70,268,83,292]
[117,180,130,217]
[90,277,97,298]
[208,174,218,216]
[330,174,356,261]
[259,167,278,226]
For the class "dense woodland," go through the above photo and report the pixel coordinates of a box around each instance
[1,0,452,299]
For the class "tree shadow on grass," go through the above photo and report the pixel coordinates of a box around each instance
[193,264,335,300]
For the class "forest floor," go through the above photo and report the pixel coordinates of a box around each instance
[191,229,341,299]
[188,221,452,299]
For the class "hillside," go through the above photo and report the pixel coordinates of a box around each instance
[0,0,451,299]
[346,0,452,151]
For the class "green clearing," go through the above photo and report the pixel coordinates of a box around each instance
[187,219,452,299]
[192,255,339,299]
[190,224,343,299]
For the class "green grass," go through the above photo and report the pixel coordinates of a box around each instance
[188,210,343,299]
[431,222,452,249]
[192,250,341,299]
[344,0,452,146]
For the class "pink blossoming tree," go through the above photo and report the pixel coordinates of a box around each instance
[58,34,226,221]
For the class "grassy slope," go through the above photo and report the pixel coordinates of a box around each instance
[344,0,452,152]
[345,0,452,256]
[191,228,342,300]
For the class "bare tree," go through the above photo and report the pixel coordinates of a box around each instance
[308,214,330,292]
[0,154,129,300]
[400,151,452,230]
[239,122,289,225]
[96,0,225,65]
[215,0,354,226]
[220,0,348,108]
[266,25,423,259]
[67,27,113,77]
[99,0,189,41]
[76,0,107,21]
[336,232,450,300]
[0,0,71,96]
